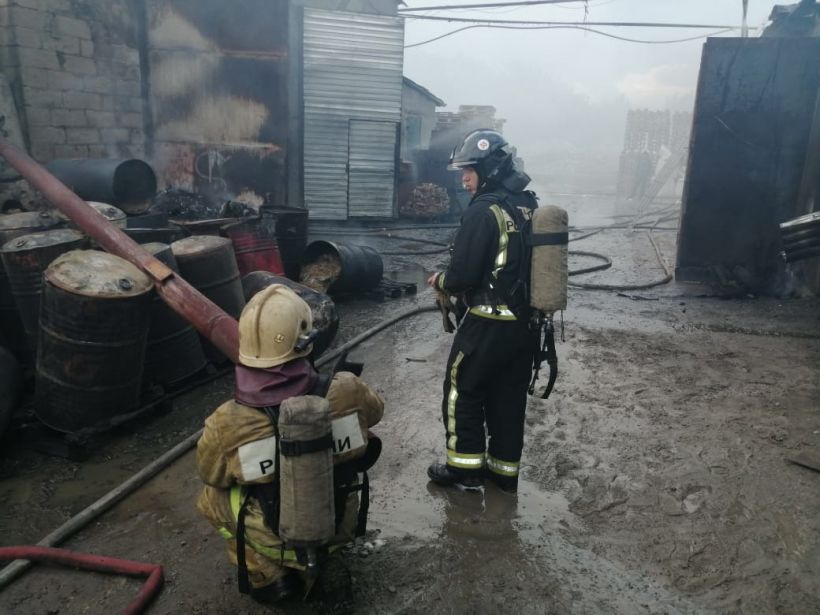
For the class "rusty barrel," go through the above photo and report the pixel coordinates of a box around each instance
[1,229,87,355]
[36,250,153,433]
[142,242,207,387]
[171,235,246,363]
[221,218,285,277]
[242,271,339,358]
[0,210,62,360]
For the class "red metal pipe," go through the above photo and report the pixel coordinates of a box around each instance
[0,139,239,362]
[0,546,163,615]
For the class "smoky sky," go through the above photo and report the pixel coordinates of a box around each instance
[402,0,779,159]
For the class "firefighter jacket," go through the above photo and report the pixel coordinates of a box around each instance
[196,371,384,579]
[435,185,537,321]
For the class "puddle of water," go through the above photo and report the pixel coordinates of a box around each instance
[384,262,433,290]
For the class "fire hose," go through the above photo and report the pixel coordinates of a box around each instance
[0,547,163,615]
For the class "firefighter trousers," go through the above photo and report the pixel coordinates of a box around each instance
[440,314,535,488]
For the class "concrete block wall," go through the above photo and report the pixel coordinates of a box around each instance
[0,0,145,162]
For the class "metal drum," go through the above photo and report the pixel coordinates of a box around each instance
[0,210,62,360]
[45,158,158,215]
[263,206,307,280]
[87,202,127,227]
[1,229,87,351]
[301,241,383,294]
[0,345,22,441]
[221,218,285,277]
[242,271,339,358]
[142,242,207,387]
[171,235,245,363]
[36,250,153,433]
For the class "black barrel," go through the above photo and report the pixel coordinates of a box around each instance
[0,211,62,361]
[45,158,157,214]
[1,229,87,353]
[242,271,339,358]
[36,250,153,434]
[142,242,207,387]
[171,235,246,363]
[0,345,22,441]
[260,206,308,280]
[301,241,383,294]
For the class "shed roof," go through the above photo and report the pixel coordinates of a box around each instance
[402,77,445,106]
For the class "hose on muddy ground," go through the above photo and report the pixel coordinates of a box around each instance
[0,304,439,591]
[0,546,163,614]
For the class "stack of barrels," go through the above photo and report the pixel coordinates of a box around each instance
[0,203,249,437]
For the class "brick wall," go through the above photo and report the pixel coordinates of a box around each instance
[0,0,145,162]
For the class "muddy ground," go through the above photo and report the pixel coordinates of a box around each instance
[1,194,819,614]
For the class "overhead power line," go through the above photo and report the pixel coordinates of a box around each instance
[404,24,735,48]
[402,14,747,29]
[399,0,590,11]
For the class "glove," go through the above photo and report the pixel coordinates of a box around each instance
[434,289,457,334]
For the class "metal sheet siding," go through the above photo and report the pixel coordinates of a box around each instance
[303,9,403,220]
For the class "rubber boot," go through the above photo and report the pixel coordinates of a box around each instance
[427,462,483,492]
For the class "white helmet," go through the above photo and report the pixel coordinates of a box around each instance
[238,284,314,368]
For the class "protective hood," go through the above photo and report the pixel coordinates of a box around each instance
[234,357,319,408]
[501,168,531,193]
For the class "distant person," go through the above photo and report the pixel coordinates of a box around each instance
[196,284,384,613]
[426,129,538,493]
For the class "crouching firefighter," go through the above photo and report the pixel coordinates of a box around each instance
[196,284,384,612]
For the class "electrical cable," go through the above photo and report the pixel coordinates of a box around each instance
[403,14,744,28]
[400,0,590,12]
[406,24,735,48]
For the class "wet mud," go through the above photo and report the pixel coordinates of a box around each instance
[1,195,819,614]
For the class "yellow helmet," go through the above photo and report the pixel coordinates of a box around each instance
[238,284,314,368]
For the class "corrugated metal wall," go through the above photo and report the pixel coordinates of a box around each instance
[303,8,404,220]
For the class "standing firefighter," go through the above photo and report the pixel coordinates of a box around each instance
[196,284,384,613]
[427,129,538,494]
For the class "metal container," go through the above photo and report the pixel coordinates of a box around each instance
[0,210,62,361]
[0,345,22,441]
[45,158,158,214]
[142,242,207,387]
[263,206,308,281]
[87,202,127,227]
[1,229,87,351]
[242,271,338,358]
[171,235,246,363]
[301,241,383,294]
[221,217,285,277]
[36,250,153,434]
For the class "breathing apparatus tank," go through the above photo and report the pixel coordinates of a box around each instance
[527,204,569,399]
[530,205,568,313]
[278,395,335,579]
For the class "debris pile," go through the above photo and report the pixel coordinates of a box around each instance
[400,183,449,219]
[149,189,222,220]
[300,254,342,293]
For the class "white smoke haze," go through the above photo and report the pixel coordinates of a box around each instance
[403,0,778,190]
